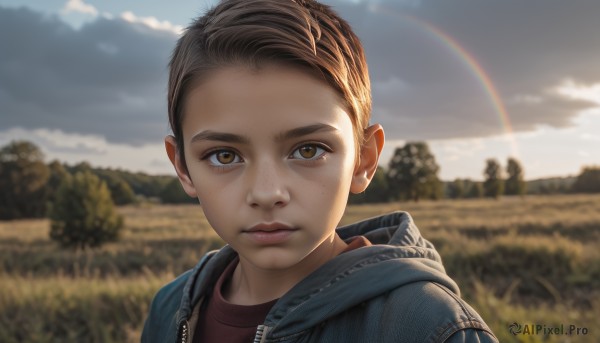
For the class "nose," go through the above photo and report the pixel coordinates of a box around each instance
[246,160,290,210]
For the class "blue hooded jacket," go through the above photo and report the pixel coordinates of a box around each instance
[141,211,498,342]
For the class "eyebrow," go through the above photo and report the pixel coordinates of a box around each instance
[190,123,338,145]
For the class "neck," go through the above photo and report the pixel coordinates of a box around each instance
[224,232,347,305]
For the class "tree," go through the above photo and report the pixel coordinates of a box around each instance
[386,142,442,202]
[49,171,123,250]
[447,179,465,199]
[483,158,504,199]
[348,166,390,204]
[45,160,70,204]
[70,161,93,174]
[505,158,526,196]
[98,172,137,205]
[571,166,600,193]
[0,141,50,219]
[466,181,484,198]
[118,170,172,198]
[159,178,198,204]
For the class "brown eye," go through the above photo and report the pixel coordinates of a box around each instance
[216,151,235,164]
[205,149,241,166]
[299,145,316,159]
[291,144,327,160]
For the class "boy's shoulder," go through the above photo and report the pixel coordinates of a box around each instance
[319,279,497,342]
[258,240,498,342]
[381,280,496,341]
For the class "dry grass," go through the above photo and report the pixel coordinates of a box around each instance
[0,219,48,242]
[0,273,172,343]
[118,204,214,240]
[1,194,599,342]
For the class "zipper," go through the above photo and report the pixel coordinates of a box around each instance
[177,320,190,343]
[253,324,271,343]
[173,252,216,343]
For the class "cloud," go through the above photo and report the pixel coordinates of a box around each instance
[0,127,107,154]
[434,138,485,162]
[554,79,600,105]
[61,0,98,16]
[120,11,183,35]
[577,150,590,157]
[0,127,173,174]
[1,5,176,145]
[580,133,600,142]
[3,0,600,147]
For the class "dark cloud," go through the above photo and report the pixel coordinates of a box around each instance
[2,1,599,144]
[0,6,174,144]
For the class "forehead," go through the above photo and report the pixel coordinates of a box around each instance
[182,65,352,137]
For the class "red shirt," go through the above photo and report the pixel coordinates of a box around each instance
[193,236,371,343]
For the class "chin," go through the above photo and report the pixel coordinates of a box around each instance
[246,248,306,270]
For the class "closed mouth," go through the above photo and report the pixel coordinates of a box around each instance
[243,222,297,233]
[242,223,298,244]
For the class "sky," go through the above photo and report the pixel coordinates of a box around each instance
[1,0,599,181]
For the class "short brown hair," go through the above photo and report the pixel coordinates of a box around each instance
[168,0,371,168]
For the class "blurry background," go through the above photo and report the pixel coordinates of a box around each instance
[0,0,599,342]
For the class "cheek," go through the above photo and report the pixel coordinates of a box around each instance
[190,166,239,194]
[190,174,238,225]
[305,156,354,203]
[200,201,235,241]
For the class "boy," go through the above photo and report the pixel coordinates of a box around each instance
[142,0,498,342]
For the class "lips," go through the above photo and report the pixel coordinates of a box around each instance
[244,222,296,232]
[242,222,297,244]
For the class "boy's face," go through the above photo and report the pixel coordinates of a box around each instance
[168,65,377,271]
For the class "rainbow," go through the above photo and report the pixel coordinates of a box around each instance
[369,4,520,158]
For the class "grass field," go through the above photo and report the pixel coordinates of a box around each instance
[1,194,599,342]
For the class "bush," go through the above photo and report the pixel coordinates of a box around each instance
[48,171,124,250]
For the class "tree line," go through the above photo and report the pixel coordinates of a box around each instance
[0,141,196,220]
[348,142,599,204]
[347,143,528,204]
[2,140,599,220]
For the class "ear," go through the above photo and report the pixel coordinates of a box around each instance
[350,124,385,194]
[165,135,198,197]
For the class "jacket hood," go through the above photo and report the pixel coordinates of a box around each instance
[262,211,459,338]
[180,211,459,339]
